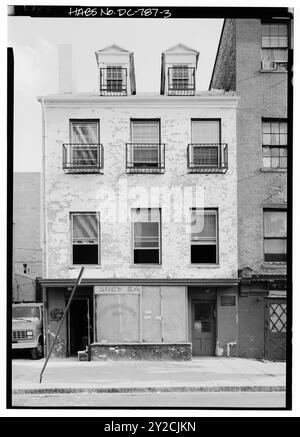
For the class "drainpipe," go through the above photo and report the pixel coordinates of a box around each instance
[40,97,48,278]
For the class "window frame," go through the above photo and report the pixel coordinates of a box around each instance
[132,208,162,265]
[191,118,222,144]
[190,208,219,265]
[262,118,288,169]
[263,208,287,264]
[69,119,100,144]
[70,211,100,266]
[261,20,289,67]
[106,65,124,92]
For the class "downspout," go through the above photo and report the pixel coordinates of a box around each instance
[40,97,48,279]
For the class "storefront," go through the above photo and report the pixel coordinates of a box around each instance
[42,279,240,360]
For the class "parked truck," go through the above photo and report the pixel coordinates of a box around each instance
[12,302,44,359]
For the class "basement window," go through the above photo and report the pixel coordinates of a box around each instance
[191,209,218,264]
[71,212,100,265]
[133,208,161,264]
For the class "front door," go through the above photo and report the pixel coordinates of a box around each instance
[191,299,216,356]
[67,298,92,356]
[265,298,287,361]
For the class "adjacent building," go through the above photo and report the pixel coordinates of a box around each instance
[38,44,240,359]
[13,172,42,302]
[210,16,292,360]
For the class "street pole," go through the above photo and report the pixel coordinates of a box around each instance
[39,266,84,383]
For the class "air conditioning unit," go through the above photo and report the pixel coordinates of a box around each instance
[261,60,276,70]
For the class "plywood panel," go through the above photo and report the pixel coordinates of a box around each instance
[161,286,187,341]
[142,286,162,342]
[96,294,140,342]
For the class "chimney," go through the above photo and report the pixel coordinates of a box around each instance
[58,44,72,94]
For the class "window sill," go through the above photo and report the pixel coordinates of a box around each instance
[263,262,287,270]
[260,69,287,74]
[189,264,220,268]
[129,264,162,268]
[260,167,287,173]
[69,265,102,269]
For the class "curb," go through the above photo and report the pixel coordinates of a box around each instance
[13,385,286,395]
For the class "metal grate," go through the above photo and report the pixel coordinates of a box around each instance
[12,330,27,340]
[221,295,236,306]
[187,143,228,173]
[269,303,287,333]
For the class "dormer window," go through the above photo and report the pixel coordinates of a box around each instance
[168,65,195,95]
[95,45,136,96]
[161,44,199,96]
[100,65,127,95]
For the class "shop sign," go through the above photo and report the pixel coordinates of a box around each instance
[94,285,141,294]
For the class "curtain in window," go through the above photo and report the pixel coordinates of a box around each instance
[72,214,98,244]
[133,208,160,249]
[191,211,216,243]
[71,122,99,143]
[132,121,160,143]
[191,120,220,143]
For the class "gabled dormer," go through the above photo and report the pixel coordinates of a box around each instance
[95,45,136,96]
[160,44,199,96]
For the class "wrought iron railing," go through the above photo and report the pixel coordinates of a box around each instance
[126,143,165,174]
[168,67,195,95]
[99,68,127,95]
[63,144,103,173]
[187,143,228,173]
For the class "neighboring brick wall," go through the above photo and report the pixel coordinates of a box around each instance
[235,19,288,275]
[13,173,42,301]
[210,19,236,91]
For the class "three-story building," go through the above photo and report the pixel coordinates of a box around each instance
[38,44,239,359]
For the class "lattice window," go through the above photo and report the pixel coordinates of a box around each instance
[269,303,287,333]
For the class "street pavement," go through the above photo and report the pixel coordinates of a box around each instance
[11,356,286,394]
[12,391,286,408]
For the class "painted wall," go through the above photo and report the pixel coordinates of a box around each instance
[41,95,238,281]
[46,288,67,357]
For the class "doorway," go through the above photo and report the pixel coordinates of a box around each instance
[67,298,93,356]
[264,298,286,361]
[191,299,216,356]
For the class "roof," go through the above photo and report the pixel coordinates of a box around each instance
[95,44,132,54]
[162,43,199,55]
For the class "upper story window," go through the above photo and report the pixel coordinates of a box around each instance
[168,65,195,95]
[126,120,165,173]
[263,209,287,263]
[191,209,218,264]
[133,208,161,264]
[63,120,103,173]
[261,22,288,71]
[262,119,287,169]
[100,65,127,95]
[188,120,228,173]
[71,212,100,265]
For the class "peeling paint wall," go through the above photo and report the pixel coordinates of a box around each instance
[46,288,67,357]
[43,98,238,280]
[216,289,239,357]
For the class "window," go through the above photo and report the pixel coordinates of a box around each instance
[191,120,220,166]
[171,65,189,90]
[191,209,218,264]
[261,22,288,69]
[262,119,287,168]
[71,212,100,265]
[133,208,161,264]
[264,209,287,262]
[106,66,124,92]
[131,120,160,167]
[70,120,100,167]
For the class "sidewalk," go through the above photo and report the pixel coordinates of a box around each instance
[12,357,286,394]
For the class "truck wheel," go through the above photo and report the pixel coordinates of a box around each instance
[30,339,44,360]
